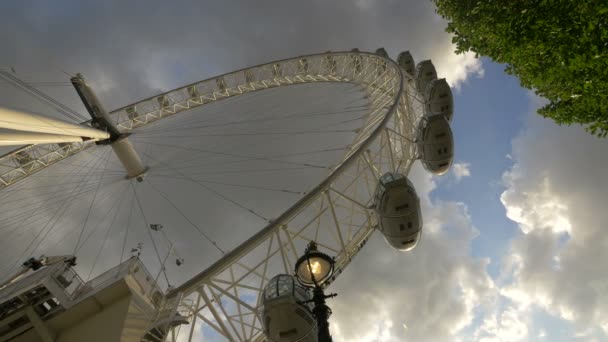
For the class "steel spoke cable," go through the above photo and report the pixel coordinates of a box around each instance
[0,147,107,232]
[73,148,113,254]
[31,149,116,253]
[167,166,313,176]
[133,107,365,171]
[30,178,125,259]
[142,150,269,223]
[119,187,135,265]
[74,180,128,253]
[0,180,124,248]
[0,71,85,121]
[134,105,370,136]
[0,147,108,279]
[0,146,123,193]
[133,102,368,135]
[0,173,122,206]
[128,97,364,174]
[0,176,121,212]
[0,172,124,195]
[132,128,356,139]
[146,180,225,255]
[137,113,363,172]
[119,82,286,135]
[84,183,130,281]
[0,169,121,214]
[145,145,348,172]
[130,139,331,170]
[147,150,343,175]
[0,168,113,227]
[148,174,305,195]
[0,81,73,86]
[131,181,171,287]
[14,170,124,179]
[142,110,363,171]
[130,82,359,135]
[0,71,86,122]
[131,93,368,174]
[0,217,58,263]
[74,143,127,171]
[153,165,318,177]
[0,176,125,226]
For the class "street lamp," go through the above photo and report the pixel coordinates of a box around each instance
[294,241,337,342]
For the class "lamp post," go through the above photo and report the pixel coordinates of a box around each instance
[294,241,337,342]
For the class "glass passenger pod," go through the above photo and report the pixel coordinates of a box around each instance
[156,95,171,109]
[216,77,227,92]
[350,49,362,74]
[324,55,337,75]
[415,60,437,94]
[297,58,309,75]
[375,47,389,59]
[416,114,454,175]
[259,274,317,342]
[397,51,416,76]
[374,173,423,251]
[187,86,199,101]
[125,105,138,120]
[424,78,454,122]
[375,47,389,74]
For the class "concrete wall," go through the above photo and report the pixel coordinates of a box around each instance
[57,296,130,342]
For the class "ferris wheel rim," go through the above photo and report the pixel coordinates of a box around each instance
[0,52,402,194]
[0,51,406,279]
[109,51,398,116]
[149,52,405,298]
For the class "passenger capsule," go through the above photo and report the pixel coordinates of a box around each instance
[397,51,415,75]
[416,114,454,175]
[375,47,389,58]
[260,274,317,342]
[425,78,454,122]
[374,173,423,251]
[415,60,437,94]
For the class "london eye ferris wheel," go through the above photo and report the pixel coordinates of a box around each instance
[0,48,454,341]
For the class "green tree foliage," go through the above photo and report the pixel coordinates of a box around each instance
[433,0,608,137]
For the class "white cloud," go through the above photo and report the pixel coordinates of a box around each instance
[330,165,495,342]
[452,162,471,182]
[474,306,529,342]
[498,95,608,340]
[435,49,484,91]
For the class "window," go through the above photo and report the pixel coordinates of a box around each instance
[279,329,298,338]
[395,203,409,211]
[399,224,405,231]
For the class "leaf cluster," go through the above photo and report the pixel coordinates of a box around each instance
[433,0,608,137]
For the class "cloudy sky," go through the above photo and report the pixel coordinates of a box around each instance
[1,1,607,341]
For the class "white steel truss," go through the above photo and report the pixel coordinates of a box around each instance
[0,51,426,341]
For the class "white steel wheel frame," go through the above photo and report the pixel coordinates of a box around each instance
[0,52,427,342]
